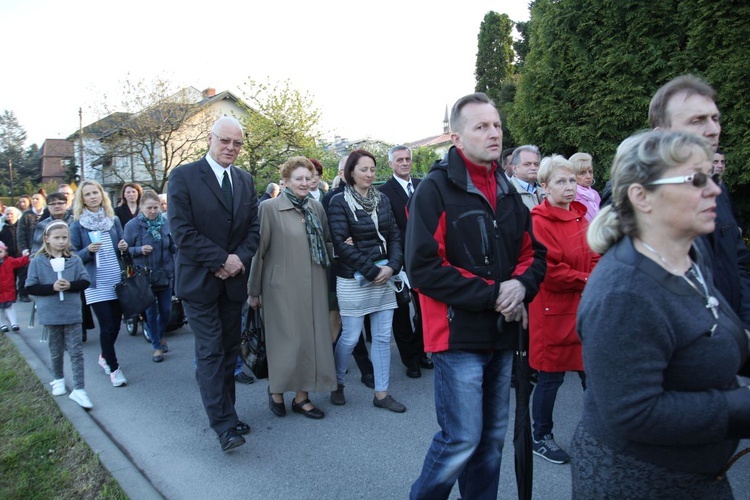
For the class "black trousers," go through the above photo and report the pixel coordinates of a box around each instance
[391,290,425,368]
[183,294,243,436]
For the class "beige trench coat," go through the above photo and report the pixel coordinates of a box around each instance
[247,195,337,393]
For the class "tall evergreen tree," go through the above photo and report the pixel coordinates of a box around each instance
[475,11,518,147]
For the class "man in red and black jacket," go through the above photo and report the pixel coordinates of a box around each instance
[407,92,546,499]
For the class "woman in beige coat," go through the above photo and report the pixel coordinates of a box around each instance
[248,157,337,420]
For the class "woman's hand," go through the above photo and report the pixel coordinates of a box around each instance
[248,296,261,309]
[87,242,102,253]
[373,265,394,285]
[141,245,153,255]
[53,278,70,292]
[117,239,128,252]
[344,237,354,246]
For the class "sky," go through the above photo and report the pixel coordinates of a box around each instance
[1,0,530,148]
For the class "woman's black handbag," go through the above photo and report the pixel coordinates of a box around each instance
[115,251,156,320]
[240,307,268,379]
[148,268,171,291]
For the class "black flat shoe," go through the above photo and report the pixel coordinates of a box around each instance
[292,399,325,420]
[219,428,245,452]
[268,387,286,417]
[235,421,251,435]
[406,365,421,378]
[360,373,375,389]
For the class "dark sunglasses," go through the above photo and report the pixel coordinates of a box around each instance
[647,172,720,188]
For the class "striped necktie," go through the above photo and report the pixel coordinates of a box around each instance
[407,182,414,197]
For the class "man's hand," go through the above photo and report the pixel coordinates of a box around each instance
[502,303,528,329]
[494,279,526,315]
[222,254,245,277]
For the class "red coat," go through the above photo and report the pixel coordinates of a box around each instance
[0,255,29,303]
[529,200,599,372]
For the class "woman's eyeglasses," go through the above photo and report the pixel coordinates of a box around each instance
[647,172,720,188]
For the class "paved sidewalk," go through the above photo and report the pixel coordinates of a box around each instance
[8,299,750,499]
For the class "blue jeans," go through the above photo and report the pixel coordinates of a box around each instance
[410,349,513,500]
[335,309,394,392]
[145,287,172,351]
[532,370,586,440]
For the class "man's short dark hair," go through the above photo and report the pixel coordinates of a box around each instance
[648,74,717,129]
[501,148,515,165]
[450,93,495,134]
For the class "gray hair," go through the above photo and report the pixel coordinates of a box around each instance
[3,206,21,218]
[587,130,714,254]
[510,145,541,166]
[388,145,412,162]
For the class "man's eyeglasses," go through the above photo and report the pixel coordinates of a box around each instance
[212,133,243,148]
[647,172,720,188]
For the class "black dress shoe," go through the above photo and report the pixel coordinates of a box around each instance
[360,373,375,389]
[292,399,325,420]
[235,421,251,435]
[219,428,245,452]
[235,372,255,384]
[406,365,422,378]
[419,356,434,369]
[268,387,286,417]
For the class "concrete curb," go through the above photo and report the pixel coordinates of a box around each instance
[7,331,163,500]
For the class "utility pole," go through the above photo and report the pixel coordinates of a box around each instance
[78,107,85,181]
[8,159,13,205]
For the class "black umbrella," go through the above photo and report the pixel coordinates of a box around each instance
[512,322,534,500]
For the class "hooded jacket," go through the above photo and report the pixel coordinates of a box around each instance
[405,146,547,353]
[529,200,599,371]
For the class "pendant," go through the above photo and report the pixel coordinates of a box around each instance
[706,296,720,319]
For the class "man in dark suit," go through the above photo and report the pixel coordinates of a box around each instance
[378,145,432,378]
[168,116,260,452]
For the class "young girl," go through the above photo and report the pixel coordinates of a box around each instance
[25,221,92,408]
[0,241,29,332]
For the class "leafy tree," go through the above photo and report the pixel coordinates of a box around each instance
[236,78,324,189]
[88,77,216,193]
[411,147,441,177]
[0,110,39,198]
[475,11,518,147]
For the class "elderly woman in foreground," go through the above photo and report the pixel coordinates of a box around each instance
[248,157,336,420]
[572,130,750,499]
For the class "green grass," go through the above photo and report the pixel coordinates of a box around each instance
[0,333,128,500]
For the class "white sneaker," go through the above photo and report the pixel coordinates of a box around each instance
[50,379,66,396]
[110,368,127,387]
[98,355,111,375]
[69,389,93,409]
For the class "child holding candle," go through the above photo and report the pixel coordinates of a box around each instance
[26,221,92,408]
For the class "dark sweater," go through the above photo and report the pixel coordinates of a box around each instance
[576,236,750,475]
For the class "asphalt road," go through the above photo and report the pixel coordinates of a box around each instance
[9,299,750,499]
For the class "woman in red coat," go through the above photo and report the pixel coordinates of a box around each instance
[528,155,599,464]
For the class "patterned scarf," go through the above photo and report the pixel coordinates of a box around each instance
[78,208,114,232]
[284,187,330,267]
[343,185,387,248]
[138,212,165,241]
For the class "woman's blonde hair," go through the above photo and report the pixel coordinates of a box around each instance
[74,180,114,219]
[568,152,593,175]
[37,220,72,258]
[587,130,713,254]
[538,155,575,186]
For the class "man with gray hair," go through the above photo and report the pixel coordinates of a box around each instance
[509,145,544,210]
[168,116,260,452]
[379,145,432,378]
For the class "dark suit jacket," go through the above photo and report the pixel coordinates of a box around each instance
[167,157,260,304]
[378,176,420,250]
